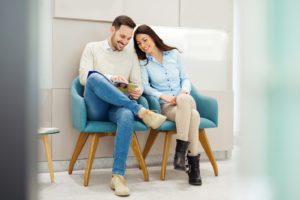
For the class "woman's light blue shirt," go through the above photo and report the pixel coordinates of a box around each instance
[140,49,191,103]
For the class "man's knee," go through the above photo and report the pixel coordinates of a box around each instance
[118,108,134,122]
[86,73,107,87]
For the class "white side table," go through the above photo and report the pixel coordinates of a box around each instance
[38,127,60,183]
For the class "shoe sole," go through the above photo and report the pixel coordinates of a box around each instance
[174,166,186,171]
[189,180,202,186]
[110,184,130,197]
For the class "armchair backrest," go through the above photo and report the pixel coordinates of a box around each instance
[73,77,84,97]
[71,77,87,131]
[190,85,218,126]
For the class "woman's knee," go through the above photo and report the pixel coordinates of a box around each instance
[191,109,200,124]
[176,94,194,106]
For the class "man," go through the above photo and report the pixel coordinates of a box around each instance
[79,15,166,197]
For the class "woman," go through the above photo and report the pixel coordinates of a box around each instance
[134,25,202,186]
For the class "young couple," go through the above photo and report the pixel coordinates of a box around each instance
[79,15,202,197]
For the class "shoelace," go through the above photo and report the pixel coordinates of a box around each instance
[185,151,190,174]
[185,159,200,175]
[185,158,190,174]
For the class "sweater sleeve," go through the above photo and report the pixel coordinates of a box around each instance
[79,43,93,86]
[129,52,144,93]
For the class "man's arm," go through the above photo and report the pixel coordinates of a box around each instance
[79,43,93,86]
[128,53,144,99]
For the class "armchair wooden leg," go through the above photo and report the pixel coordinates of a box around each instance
[199,129,219,176]
[41,135,55,183]
[160,132,173,180]
[142,129,158,159]
[131,133,149,181]
[68,132,89,174]
[84,133,100,186]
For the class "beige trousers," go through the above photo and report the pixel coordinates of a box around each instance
[161,94,200,156]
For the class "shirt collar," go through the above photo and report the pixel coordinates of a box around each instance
[146,53,153,61]
[146,51,169,61]
[102,39,114,52]
[162,51,169,56]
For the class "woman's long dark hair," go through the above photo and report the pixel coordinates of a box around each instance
[133,25,179,64]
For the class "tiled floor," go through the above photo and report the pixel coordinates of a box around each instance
[38,157,237,200]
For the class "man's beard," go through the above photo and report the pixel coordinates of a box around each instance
[111,34,125,51]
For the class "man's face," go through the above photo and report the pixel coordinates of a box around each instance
[110,25,134,51]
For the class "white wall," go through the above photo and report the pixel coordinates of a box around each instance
[39,0,233,162]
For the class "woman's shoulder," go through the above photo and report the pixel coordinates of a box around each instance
[139,59,148,66]
[165,49,181,57]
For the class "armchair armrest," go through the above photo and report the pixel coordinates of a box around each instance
[71,78,87,131]
[143,94,161,113]
[137,95,149,109]
[143,86,218,126]
[191,85,218,127]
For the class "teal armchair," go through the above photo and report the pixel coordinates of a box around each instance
[68,77,149,186]
[142,85,218,180]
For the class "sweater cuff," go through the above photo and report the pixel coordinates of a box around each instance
[104,73,112,80]
[181,87,191,94]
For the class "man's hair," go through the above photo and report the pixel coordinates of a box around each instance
[112,15,136,30]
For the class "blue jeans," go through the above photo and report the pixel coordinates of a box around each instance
[84,73,142,175]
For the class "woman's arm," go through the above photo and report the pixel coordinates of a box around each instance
[176,51,191,93]
[141,64,176,104]
[141,65,162,98]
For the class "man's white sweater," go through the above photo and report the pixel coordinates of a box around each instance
[79,40,143,91]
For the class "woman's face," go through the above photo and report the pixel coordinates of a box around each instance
[135,34,156,54]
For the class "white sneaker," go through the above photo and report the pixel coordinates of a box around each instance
[139,108,166,129]
[110,174,130,197]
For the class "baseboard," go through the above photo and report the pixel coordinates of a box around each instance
[38,151,232,173]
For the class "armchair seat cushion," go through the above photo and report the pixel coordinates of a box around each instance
[83,120,148,133]
[199,118,217,128]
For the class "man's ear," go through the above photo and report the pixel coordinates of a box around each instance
[111,26,116,34]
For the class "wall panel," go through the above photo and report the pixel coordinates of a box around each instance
[52,19,110,89]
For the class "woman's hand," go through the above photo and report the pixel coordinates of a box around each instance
[160,94,177,105]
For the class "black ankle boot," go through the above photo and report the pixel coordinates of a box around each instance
[173,139,189,171]
[186,154,202,186]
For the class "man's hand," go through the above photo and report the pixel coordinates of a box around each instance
[110,75,128,84]
[160,94,177,105]
[128,87,142,100]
